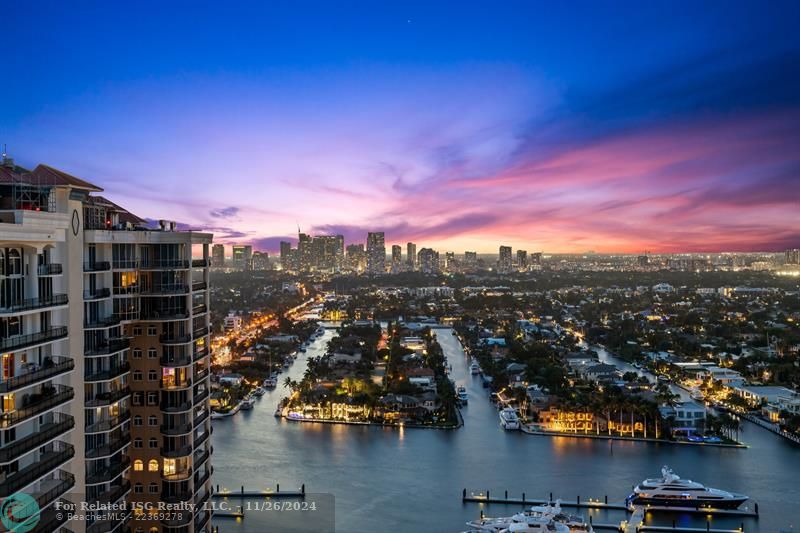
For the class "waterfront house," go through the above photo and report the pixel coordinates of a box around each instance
[659,400,707,431]
[219,373,245,386]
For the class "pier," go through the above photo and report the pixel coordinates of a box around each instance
[212,483,306,498]
[462,488,627,510]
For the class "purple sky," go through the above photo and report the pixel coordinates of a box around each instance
[3,1,799,253]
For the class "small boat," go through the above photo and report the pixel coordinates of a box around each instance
[253,387,266,397]
[457,386,468,405]
[263,378,278,388]
[470,362,481,375]
[240,396,255,410]
[627,466,748,509]
[499,407,520,430]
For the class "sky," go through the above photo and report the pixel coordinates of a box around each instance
[3,1,800,254]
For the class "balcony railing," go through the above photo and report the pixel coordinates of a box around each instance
[0,356,74,393]
[194,428,212,449]
[0,327,68,353]
[193,409,209,428]
[84,261,111,272]
[195,509,212,532]
[85,433,130,459]
[84,288,111,300]
[84,338,130,356]
[86,457,131,485]
[84,316,122,329]
[194,388,209,405]
[192,281,207,291]
[160,378,192,390]
[139,259,190,269]
[0,414,74,464]
[160,333,192,345]
[85,362,131,382]
[193,368,210,382]
[85,387,131,408]
[193,326,211,339]
[160,422,192,436]
[33,469,74,511]
[26,499,71,533]
[160,400,192,413]
[89,480,131,506]
[192,304,208,315]
[140,284,189,295]
[193,446,212,471]
[160,444,192,458]
[37,263,63,275]
[112,259,138,269]
[0,442,75,497]
[85,410,131,434]
[0,294,68,314]
[161,353,193,367]
[161,489,193,503]
[193,347,210,361]
[139,310,189,321]
[192,258,210,268]
[194,466,212,488]
[0,384,74,429]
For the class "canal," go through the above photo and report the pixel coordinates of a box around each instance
[210,327,799,532]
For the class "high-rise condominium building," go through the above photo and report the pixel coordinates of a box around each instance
[366,232,385,275]
[417,248,440,274]
[311,235,344,272]
[516,250,527,271]
[252,251,270,270]
[279,241,294,271]
[444,252,457,272]
[464,251,478,272]
[391,245,402,273]
[786,248,800,265]
[346,244,366,273]
[211,244,225,268]
[231,245,252,270]
[406,242,416,270]
[297,233,313,272]
[498,246,513,273]
[530,252,542,267]
[0,158,213,533]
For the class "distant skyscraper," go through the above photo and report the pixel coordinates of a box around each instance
[367,232,386,275]
[280,241,293,270]
[531,252,542,267]
[312,235,345,272]
[464,251,478,271]
[212,243,225,267]
[498,245,512,273]
[346,243,366,272]
[516,250,528,271]
[391,244,402,272]
[786,248,800,264]
[445,251,457,272]
[418,247,440,274]
[637,254,650,267]
[252,250,270,270]
[297,232,313,271]
[232,244,253,270]
[406,242,417,270]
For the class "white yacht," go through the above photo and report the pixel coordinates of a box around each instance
[466,512,569,533]
[263,377,278,388]
[499,407,520,430]
[470,362,481,375]
[627,466,748,509]
[253,386,266,397]
[239,395,255,410]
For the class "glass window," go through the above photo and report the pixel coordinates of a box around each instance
[134,459,144,471]
[148,459,159,472]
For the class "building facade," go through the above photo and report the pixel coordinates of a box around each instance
[366,232,385,275]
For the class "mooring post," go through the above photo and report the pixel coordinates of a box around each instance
[549,492,553,502]
[706,519,710,532]
[605,495,608,504]
[241,486,244,495]
[277,483,280,493]
[522,492,525,502]
[673,519,676,529]
[505,490,508,499]
[463,488,466,500]
[480,510,484,519]
[577,495,581,505]
[302,484,305,495]
[216,484,219,492]
[486,490,490,500]
[755,503,759,515]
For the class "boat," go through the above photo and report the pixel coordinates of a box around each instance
[253,386,266,397]
[211,403,241,419]
[466,501,585,533]
[499,407,520,430]
[470,362,481,375]
[457,386,468,405]
[627,466,748,509]
[240,396,255,410]
[263,377,278,388]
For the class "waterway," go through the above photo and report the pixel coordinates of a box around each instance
[210,327,799,532]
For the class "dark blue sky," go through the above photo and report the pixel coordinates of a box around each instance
[4,1,799,252]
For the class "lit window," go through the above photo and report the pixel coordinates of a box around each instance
[148,459,159,472]
[133,460,144,471]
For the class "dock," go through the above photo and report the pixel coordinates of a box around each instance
[462,488,628,510]
[212,483,306,498]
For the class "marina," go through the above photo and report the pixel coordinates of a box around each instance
[210,324,799,532]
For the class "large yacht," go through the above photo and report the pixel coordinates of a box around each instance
[467,502,588,532]
[499,407,521,430]
[628,466,748,509]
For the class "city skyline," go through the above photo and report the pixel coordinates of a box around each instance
[4,2,800,254]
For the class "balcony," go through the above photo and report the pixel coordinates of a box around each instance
[0,294,68,315]
[0,327,68,354]
[0,442,75,497]
[161,489,193,503]
[37,263,63,275]
[194,388,210,404]
[162,467,193,482]
[194,466,212,488]
[161,353,193,367]
[161,444,192,458]
[140,284,189,295]
[139,309,189,321]
[160,333,192,345]
[193,347,210,362]
[193,367,209,382]
[0,356,74,393]
[0,414,74,464]
[194,428,212,449]
[84,261,111,272]
[85,338,130,356]
[85,362,130,382]
[192,258,210,268]
[160,506,194,528]
[84,287,111,300]
[85,387,131,408]
[139,259,190,270]
[161,378,192,391]
[84,316,121,329]
[195,509,212,532]
[32,469,75,512]
[193,410,209,428]
[192,304,208,315]
[86,433,130,459]
[193,446,212,471]
[89,480,131,507]
[112,259,138,270]
[193,326,211,339]
[29,499,72,532]
[192,281,207,291]
[161,422,192,436]
[85,410,130,434]
[160,400,192,413]
[86,457,131,485]
[0,384,74,429]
